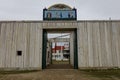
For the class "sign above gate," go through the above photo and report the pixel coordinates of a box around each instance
[43,4,77,20]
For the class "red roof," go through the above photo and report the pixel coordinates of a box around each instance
[52,46,64,50]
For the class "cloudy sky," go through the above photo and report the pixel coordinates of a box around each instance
[0,0,120,20]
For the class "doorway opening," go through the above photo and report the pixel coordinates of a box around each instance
[42,29,78,69]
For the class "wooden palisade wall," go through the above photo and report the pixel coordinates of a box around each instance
[0,21,120,70]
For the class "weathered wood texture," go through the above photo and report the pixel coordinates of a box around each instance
[0,22,42,69]
[78,21,120,68]
[70,31,74,66]
[0,21,120,69]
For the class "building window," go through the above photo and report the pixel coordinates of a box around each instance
[17,51,22,56]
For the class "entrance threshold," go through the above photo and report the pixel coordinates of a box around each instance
[46,64,73,69]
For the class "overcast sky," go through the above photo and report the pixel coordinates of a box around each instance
[0,0,120,20]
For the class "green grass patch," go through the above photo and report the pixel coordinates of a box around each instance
[81,69,120,79]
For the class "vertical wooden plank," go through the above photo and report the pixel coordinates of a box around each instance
[33,23,37,68]
[34,24,39,67]
[82,22,87,67]
[5,23,11,68]
[25,23,30,68]
[99,22,107,67]
[16,23,20,68]
[39,23,43,68]
[35,24,41,68]
[36,25,40,68]
[97,23,102,67]
[105,22,113,67]
[111,23,118,67]
[10,23,16,68]
[33,24,36,68]
[114,22,120,68]
[3,23,7,68]
[87,22,94,67]
[117,22,120,68]
[0,23,6,68]
[70,31,74,66]
[14,23,18,68]
[9,23,14,68]
[92,22,97,67]
[92,22,100,67]
[111,22,119,67]
[39,28,43,69]
[15,23,21,68]
[78,22,86,67]
[83,22,89,67]
[77,26,80,69]
[22,23,28,68]
[19,23,24,68]
[10,23,14,68]
[29,23,34,67]
[77,23,80,68]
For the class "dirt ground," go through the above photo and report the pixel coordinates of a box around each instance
[0,69,120,80]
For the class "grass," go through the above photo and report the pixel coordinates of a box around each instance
[0,70,39,75]
[81,69,120,79]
